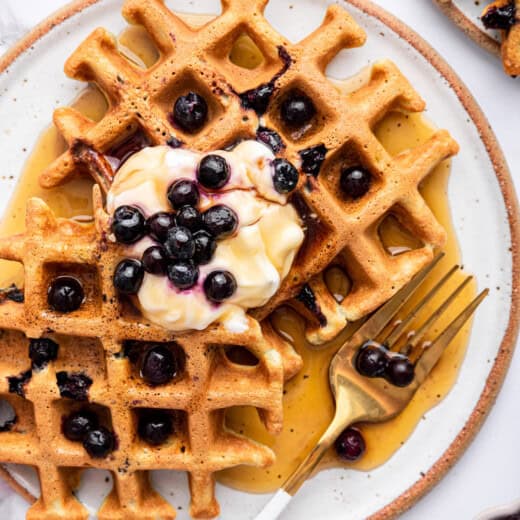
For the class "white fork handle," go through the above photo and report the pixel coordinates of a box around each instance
[255,489,293,520]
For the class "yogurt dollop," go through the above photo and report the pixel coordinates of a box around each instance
[107,140,304,332]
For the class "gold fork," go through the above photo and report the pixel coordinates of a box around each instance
[256,254,488,519]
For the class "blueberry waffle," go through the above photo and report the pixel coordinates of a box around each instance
[0,0,459,518]
[39,0,458,344]
[0,189,302,519]
[481,0,520,75]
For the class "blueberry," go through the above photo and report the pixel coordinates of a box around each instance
[29,338,59,369]
[111,205,146,244]
[138,410,174,446]
[167,261,199,290]
[193,230,216,265]
[197,154,230,190]
[167,179,200,210]
[172,92,208,133]
[340,166,371,199]
[256,126,285,153]
[83,427,115,458]
[335,427,366,461]
[272,158,299,194]
[62,410,98,442]
[481,3,516,29]
[202,205,238,238]
[141,345,176,385]
[56,371,93,401]
[7,370,32,398]
[281,93,316,127]
[176,205,202,231]
[356,343,389,378]
[386,357,415,387]
[113,259,144,295]
[4,284,24,303]
[142,246,168,276]
[239,83,274,115]
[48,276,85,313]
[147,212,176,243]
[299,144,327,177]
[164,226,195,260]
[203,270,237,302]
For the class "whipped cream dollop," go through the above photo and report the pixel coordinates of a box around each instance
[107,140,304,332]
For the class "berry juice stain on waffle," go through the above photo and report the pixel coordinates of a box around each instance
[0,0,477,518]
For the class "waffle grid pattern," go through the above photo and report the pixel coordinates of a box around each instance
[0,0,460,517]
[0,193,301,519]
[40,0,459,345]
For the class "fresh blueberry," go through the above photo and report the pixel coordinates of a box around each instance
[176,205,202,231]
[203,270,237,302]
[48,276,85,313]
[56,371,93,401]
[142,246,168,276]
[62,410,98,442]
[193,230,216,265]
[83,427,115,458]
[172,92,208,133]
[281,92,316,127]
[386,356,415,387]
[202,205,238,238]
[167,261,199,290]
[138,410,174,446]
[147,212,176,243]
[340,166,372,199]
[272,158,299,193]
[197,154,230,190]
[111,205,146,244]
[141,345,176,385]
[113,259,144,295]
[29,338,59,369]
[164,227,195,260]
[356,343,389,378]
[335,427,366,461]
[167,179,200,210]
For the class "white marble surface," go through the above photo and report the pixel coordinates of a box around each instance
[0,0,518,519]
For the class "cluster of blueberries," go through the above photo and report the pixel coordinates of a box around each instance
[62,409,116,459]
[356,341,415,388]
[62,407,175,456]
[111,150,299,301]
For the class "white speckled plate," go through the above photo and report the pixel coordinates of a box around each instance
[432,0,503,58]
[0,0,518,519]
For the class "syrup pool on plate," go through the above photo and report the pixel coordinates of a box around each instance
[0,16,476,494]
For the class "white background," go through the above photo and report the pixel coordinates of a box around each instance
[0,1,518,519]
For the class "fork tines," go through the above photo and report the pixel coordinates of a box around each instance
[351,254,488,384]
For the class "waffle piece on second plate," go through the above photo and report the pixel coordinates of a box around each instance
[481,0,520,75]
[40,0,458,345]
[0,188,301,519]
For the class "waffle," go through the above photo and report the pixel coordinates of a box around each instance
[39,0,458,345]
[481,0,520,75]
[0,188,302,519]
[0,0,459,517]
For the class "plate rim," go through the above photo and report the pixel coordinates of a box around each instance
[431,0,502,58]
[0,0,518,518]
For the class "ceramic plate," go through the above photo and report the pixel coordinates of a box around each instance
[433,0,503,57]
[0,0,518,518]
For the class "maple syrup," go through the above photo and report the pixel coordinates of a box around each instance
[0,17,476,495]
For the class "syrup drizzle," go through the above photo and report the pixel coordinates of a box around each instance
[0,16,476,495]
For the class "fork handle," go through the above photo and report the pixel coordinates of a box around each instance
[255,412,350,520]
